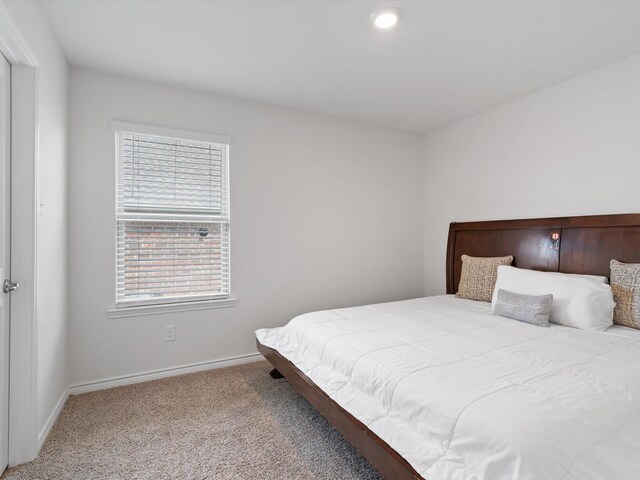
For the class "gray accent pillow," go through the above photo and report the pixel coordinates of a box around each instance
[494,289,553,327]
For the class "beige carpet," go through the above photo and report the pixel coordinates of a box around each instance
[2,361,382,480]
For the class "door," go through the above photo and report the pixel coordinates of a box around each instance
[0,52,11,472]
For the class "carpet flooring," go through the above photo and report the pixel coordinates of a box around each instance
[2,361,383,480]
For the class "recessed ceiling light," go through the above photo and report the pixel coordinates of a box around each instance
[371,7,401,30]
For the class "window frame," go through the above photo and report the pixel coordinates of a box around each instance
[111,121,233,311]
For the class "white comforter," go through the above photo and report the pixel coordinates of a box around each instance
[256,295,640,480]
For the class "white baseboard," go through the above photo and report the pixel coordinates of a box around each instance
[68,352,263,395]
[38,387,69,451]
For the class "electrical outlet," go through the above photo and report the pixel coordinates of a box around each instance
[164,325,176,342]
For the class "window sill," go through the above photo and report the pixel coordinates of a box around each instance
[107,297,237,319]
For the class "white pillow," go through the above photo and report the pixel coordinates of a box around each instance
[491,266,615,331]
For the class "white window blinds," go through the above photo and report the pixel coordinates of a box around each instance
[115,127,230,307]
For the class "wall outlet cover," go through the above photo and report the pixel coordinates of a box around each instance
[164,325,176,342]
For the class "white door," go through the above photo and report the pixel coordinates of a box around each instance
[0,52,11,473]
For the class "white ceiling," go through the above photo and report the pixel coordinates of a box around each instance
[41,0,640,133]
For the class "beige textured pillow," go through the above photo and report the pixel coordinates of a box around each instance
[456,254,514,302]
[610,259,640,329]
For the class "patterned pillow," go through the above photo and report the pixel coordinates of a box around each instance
[610,259,640,329]
[456,254,514,302]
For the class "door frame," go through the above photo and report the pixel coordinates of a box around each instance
[0,5,40,466]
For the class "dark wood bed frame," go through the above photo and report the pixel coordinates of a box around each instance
[257,213,640,479]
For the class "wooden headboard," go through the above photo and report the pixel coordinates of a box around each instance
[446,213,640,294]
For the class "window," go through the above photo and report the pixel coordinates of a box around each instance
[114,122,230,307]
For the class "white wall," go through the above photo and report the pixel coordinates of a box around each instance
[423,53,640,295]
[2,0,69,438]
[68,69,424,386]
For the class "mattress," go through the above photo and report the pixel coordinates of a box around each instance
[256,295,640,480]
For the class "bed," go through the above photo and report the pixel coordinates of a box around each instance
[255,213,640,479]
